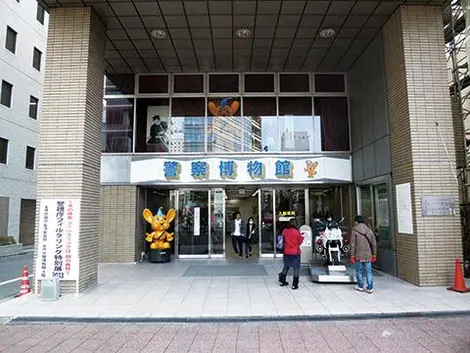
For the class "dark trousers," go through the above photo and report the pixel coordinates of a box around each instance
[281,255,301,277]
[244,237,252,255]
[232,235,243,254]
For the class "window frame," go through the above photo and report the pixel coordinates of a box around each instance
[5,26,17,54]
[25,146,35,170]
[36,3,45,25]
[0,137,8,164]
[29,96,39,119]
[1,80,13,108]
[32,47,42,71]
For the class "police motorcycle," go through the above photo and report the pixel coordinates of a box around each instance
[313,217,350,265]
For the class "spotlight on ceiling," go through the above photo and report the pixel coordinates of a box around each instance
[319,28,336,39]
[235,28,252,38]
[151,29,167,39]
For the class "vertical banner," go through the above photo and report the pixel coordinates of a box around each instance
[36,199,80,281]
[395,183,414,235]
[193,207,200,236]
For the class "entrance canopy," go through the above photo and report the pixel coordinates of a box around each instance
[39,0,445,73]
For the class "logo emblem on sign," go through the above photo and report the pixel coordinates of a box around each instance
[305,160,319,178]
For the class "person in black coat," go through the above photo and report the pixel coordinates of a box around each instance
[244,217,256,258]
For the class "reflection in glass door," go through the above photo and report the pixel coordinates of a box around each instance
[210,189,225,256]
[259,189,275,256]
[177,190,209,256]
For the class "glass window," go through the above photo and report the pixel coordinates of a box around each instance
[315,74,345,92]
[209,74,239,93]
[207,97,242,152]
[276,189,306,233]
[314,97,349,151]
[260,189,274,255]
[173,75,204,93]
[279,97,312,116]
[32,47,42,71]
[170,98,205,153]
[105,75,135,95]
[25,146,35,170]
[5,26,17,53]
[279,74,309,92]
[135,98,170,153]
[359,185,373,228]
[138,75,168,94]
[244,74,274,93]
[375,184,390,242]
[242,97,277,152]
[279,116,320,152]
[29,96,38,119]
[36,3,45,25]
[102,98,134,153]
[0,137,8,164]
[1,80,13,108]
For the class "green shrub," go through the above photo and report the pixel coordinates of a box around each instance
[0,236,16,246]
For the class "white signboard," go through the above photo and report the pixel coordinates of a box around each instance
[395,183,413,235]
[130,156,352,185]
[300,225,312,247]
[193,207,200,236]
[36,199,80,281]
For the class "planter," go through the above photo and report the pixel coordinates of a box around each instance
[148,248,171,263]
[0,243,23,257]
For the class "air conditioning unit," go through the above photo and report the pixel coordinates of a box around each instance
[41,277,60,301]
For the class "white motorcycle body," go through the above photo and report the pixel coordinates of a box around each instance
[314,219,350,265]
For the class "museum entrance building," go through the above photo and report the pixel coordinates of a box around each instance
[34,1,463,294]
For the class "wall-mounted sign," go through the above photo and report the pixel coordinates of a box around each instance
[396,183,413,235]
[35,199,80,282]
[131,156,352,185]
[421,196,455,216]
[193,207,200,236]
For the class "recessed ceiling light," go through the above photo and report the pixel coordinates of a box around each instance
[151,29,167,39]
[319,28,336,39]
[235,28,252,38]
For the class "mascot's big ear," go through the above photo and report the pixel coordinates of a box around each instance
[166,208,176,223]
[208,101,218,116]
[143,209,154,224]
[230,101,240,115]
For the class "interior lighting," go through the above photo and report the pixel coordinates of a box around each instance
[235,28,252,38]
[319,28,336,39]
[151,29,167,39]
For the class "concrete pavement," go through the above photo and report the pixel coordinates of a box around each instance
[0,252,33,300]
[0,316,469,352]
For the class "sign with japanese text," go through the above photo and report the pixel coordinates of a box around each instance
[36,199,80,281]
[131,156,352,185]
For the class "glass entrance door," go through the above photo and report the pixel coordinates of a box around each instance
[177,190,209,256]
[259,189,275,256]
[210,189,225,257]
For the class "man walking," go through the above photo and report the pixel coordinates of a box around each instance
[350,215,377,294]
[231,212,246,258]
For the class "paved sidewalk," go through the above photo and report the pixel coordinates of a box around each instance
[0,259,469,321]
[1,316,470,352]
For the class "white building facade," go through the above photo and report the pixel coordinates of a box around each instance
[0,0,48,244]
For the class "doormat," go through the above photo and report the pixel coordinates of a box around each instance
[183,264,268,277]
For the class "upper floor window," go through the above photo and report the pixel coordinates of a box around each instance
[25,146,35,170]
[0,138,8,164]
[36,3,45,25]
[33,47,42,71]
[29,96,38,119]
[5,26,17,54]
[1,80,13,108]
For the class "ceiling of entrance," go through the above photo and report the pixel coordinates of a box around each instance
[42,0,445,73]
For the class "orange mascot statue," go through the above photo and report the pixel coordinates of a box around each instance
[143,207,176,254]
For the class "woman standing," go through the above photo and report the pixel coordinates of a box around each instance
[278,219,304,290]
[244,217,256,258]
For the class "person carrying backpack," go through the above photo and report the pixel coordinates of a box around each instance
[278,218,304,290]
[350,215,377,294]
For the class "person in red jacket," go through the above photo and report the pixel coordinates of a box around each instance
[278,219,304,290]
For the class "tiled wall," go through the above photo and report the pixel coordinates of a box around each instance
[100,185,140,263]
[383,6,462,285]
[33,8,105,294]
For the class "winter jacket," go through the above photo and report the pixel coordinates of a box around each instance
[350,223,377,261]
[282,227,304,256]
[245,222,257,239]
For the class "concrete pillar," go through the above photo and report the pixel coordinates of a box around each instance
[383,6,463,285]
[34,8,105,293]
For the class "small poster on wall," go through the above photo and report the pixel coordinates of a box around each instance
[193,207,200,236]
[395,183,413,235]
[146,105,170,152]
[35,199,80,282]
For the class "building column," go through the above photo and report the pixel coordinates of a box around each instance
[383,6,463,286]
[34,8,105,293]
